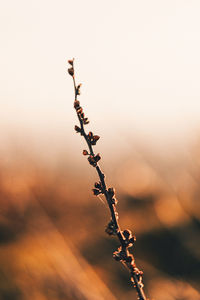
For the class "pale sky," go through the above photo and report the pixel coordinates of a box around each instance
[1,0,200,159]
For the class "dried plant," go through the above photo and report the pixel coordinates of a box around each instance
[68,59,148,300]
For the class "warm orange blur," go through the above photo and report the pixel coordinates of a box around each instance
[0,139,200,300]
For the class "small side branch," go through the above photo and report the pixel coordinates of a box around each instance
[68,59,148,300]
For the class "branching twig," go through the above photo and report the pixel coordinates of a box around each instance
[68,59,148,300]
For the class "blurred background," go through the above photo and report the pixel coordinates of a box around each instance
[0,0,200,299]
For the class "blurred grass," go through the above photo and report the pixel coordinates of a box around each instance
[0,150,199,300]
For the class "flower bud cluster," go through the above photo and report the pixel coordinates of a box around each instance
[113,247,134,264]
[68,59,89,125]
[122,229,136,248]
[74,100,89,125]
[92,181,103,196]
[87,154,101,167]
[87,132,100,145]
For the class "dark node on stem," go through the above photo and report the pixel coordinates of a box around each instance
[108,187,115,198]
[111,197,118,205]
[76,84,82,96]
[113,247,126,262]
[108,187,117,205]
[83,118,89,125]
[123,229,132,240]
[94,153,101,162]
[74,100,80,109]
[94,181,102,189]
[123,229,136,248]
[93,181,103,195]
[129,236,136,244]
[75,125,81,133]
[87,154,100,166]
[91,136,100,145]
[88,155,97,167]
[68,67,74,76]
[93,135,100,141]
[92,188,102,196]
[87,132,100,145]
[76,107,83,114]
[105,220,117,236]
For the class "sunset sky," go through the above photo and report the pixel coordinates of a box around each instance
[1,0,200,159]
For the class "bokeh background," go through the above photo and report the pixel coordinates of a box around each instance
[0,0,200,299]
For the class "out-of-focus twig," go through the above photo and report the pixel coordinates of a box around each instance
[67,59,148,300]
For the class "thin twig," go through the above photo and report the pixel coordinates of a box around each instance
[67,58,148,300]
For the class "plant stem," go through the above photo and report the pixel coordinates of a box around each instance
[69,60,148,300]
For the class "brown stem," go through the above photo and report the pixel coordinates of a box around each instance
[69,60,148,300]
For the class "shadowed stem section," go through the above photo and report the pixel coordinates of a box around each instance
[68,59,148,300]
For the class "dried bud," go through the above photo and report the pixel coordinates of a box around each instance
[76,84,82,96]
[108,187,115,198]
[74,125,81,133]
[92,181,103,195]
[74,100,80,109]
[91,139,99,145]
[68,59,74,66]
[129,236,136,244]
[68,67,74,76]
[94,182,101,189]
[93,135,100,141]
[94,153,101,162]
[76,107,83,114]
[113,248,126,262]
[83,118,89,125]
[113,251,122,261]
[88,155,97,167]
[125,235,136,248]
[87,132,100,145]
[105,220,117,236]
[123,229,132,240]
[80,112,85,119]
[92,188,101,196]
[111,197,118,205]
[83,150,88,156]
